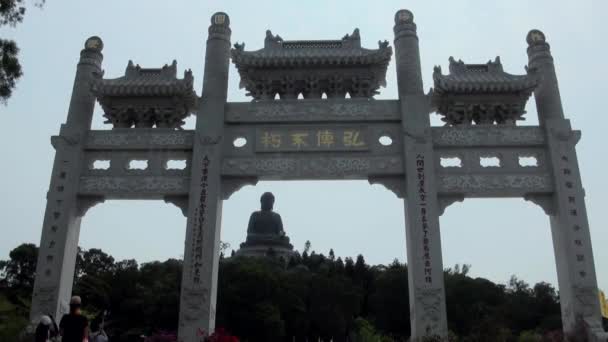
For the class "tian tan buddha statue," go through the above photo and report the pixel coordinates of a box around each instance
[236,192,294,258]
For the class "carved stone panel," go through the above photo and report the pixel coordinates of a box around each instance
[437,174,553,196]
[432,126,545,147]
[225,99,401,123]
[86,129,195,150]
[79,176,190,198]
[222,155,403,179]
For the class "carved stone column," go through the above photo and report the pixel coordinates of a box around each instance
[393,9,423,96]
[527,29,564,125]
[177,13,230,342]
[529,31,607,341]
[30,37,104,324]
[394,10,448,340]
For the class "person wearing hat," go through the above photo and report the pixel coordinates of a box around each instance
[59,296,89,342]
[34,315,58,342]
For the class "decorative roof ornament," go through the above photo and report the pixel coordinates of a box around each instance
[231,29,392,100]
[91,60,197,129]
[431,56,538,126]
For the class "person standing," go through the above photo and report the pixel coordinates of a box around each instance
[89,318,108,342]
[34,315,57,342]
[59,296,89,342]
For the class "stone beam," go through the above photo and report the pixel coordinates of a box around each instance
[431,126,545,147]
[85,129,194,150]
[222,155,403,180]
[225,99,401,123]
[78,176,190,198]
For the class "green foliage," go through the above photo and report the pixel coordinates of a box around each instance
[1,243,37,294]
[0,39,22,103]
[517,330,542,342]
[0,292,28,342]
[0,0,45,104]
[0,243,567,341]
[353,318,392,342]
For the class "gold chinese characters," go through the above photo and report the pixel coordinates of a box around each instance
[258,129,367,151]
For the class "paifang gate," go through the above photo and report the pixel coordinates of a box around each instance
[29,10,608,342]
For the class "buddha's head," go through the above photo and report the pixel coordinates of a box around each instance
[260,192,275,211]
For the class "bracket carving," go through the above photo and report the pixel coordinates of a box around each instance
[164,195,189,217]
[51,134,81,149]
[438,194,465,216]
[368,176,405,198]
[76,195,106,217]
[221,177,259,200]
[524,193,555,216]
[551,127,581,145]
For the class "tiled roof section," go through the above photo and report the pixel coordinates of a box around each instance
[231,29,392,67]
[91,60,196,98]
[433,57,538,94]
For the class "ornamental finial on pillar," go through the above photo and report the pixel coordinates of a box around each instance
[395,9,414,24]
[211,12,230,26]
[84,36,103,52]
[526,29,546,46]
[393,9,417,38]
[208,12,231,40]
[526,29,553,71]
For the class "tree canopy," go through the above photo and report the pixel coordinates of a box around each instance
[0,0,45,103]
[0,242,596,341]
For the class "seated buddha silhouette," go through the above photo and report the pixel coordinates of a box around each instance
[238,192,294,256]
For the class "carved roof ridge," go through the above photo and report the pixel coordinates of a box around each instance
[91,60,195,97]
[432,56,538,94]
[231,29,392,100]
[232,28,390,58]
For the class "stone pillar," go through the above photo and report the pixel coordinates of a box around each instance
[30,37,104,324]
[394,10,448,340]
[528,30,608,341]
[393,9,423,96]
[527,29,565,125]
[178,13,230,342]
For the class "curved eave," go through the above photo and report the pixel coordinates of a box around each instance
[432,74,538,94]
[91,80,196,98]
[231,47,392,68]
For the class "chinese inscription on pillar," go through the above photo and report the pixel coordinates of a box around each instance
[191,156,210,284]
[416,154,433,284]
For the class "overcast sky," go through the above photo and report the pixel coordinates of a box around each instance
[1,0,606,292]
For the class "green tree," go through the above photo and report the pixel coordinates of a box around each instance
[0,0,45,103]
[0,243,38,293]
[368,261,410,337]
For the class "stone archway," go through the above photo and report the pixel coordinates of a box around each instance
[29,10,607,342]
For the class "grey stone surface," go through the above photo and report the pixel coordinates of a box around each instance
[177,12,232,342]
[30,36,103,326]
[29,11,607,342]
[225,99,401,123]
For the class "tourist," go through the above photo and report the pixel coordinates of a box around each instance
[59,296,89,342]
[34,315,58,342]
[89,318,109,342]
